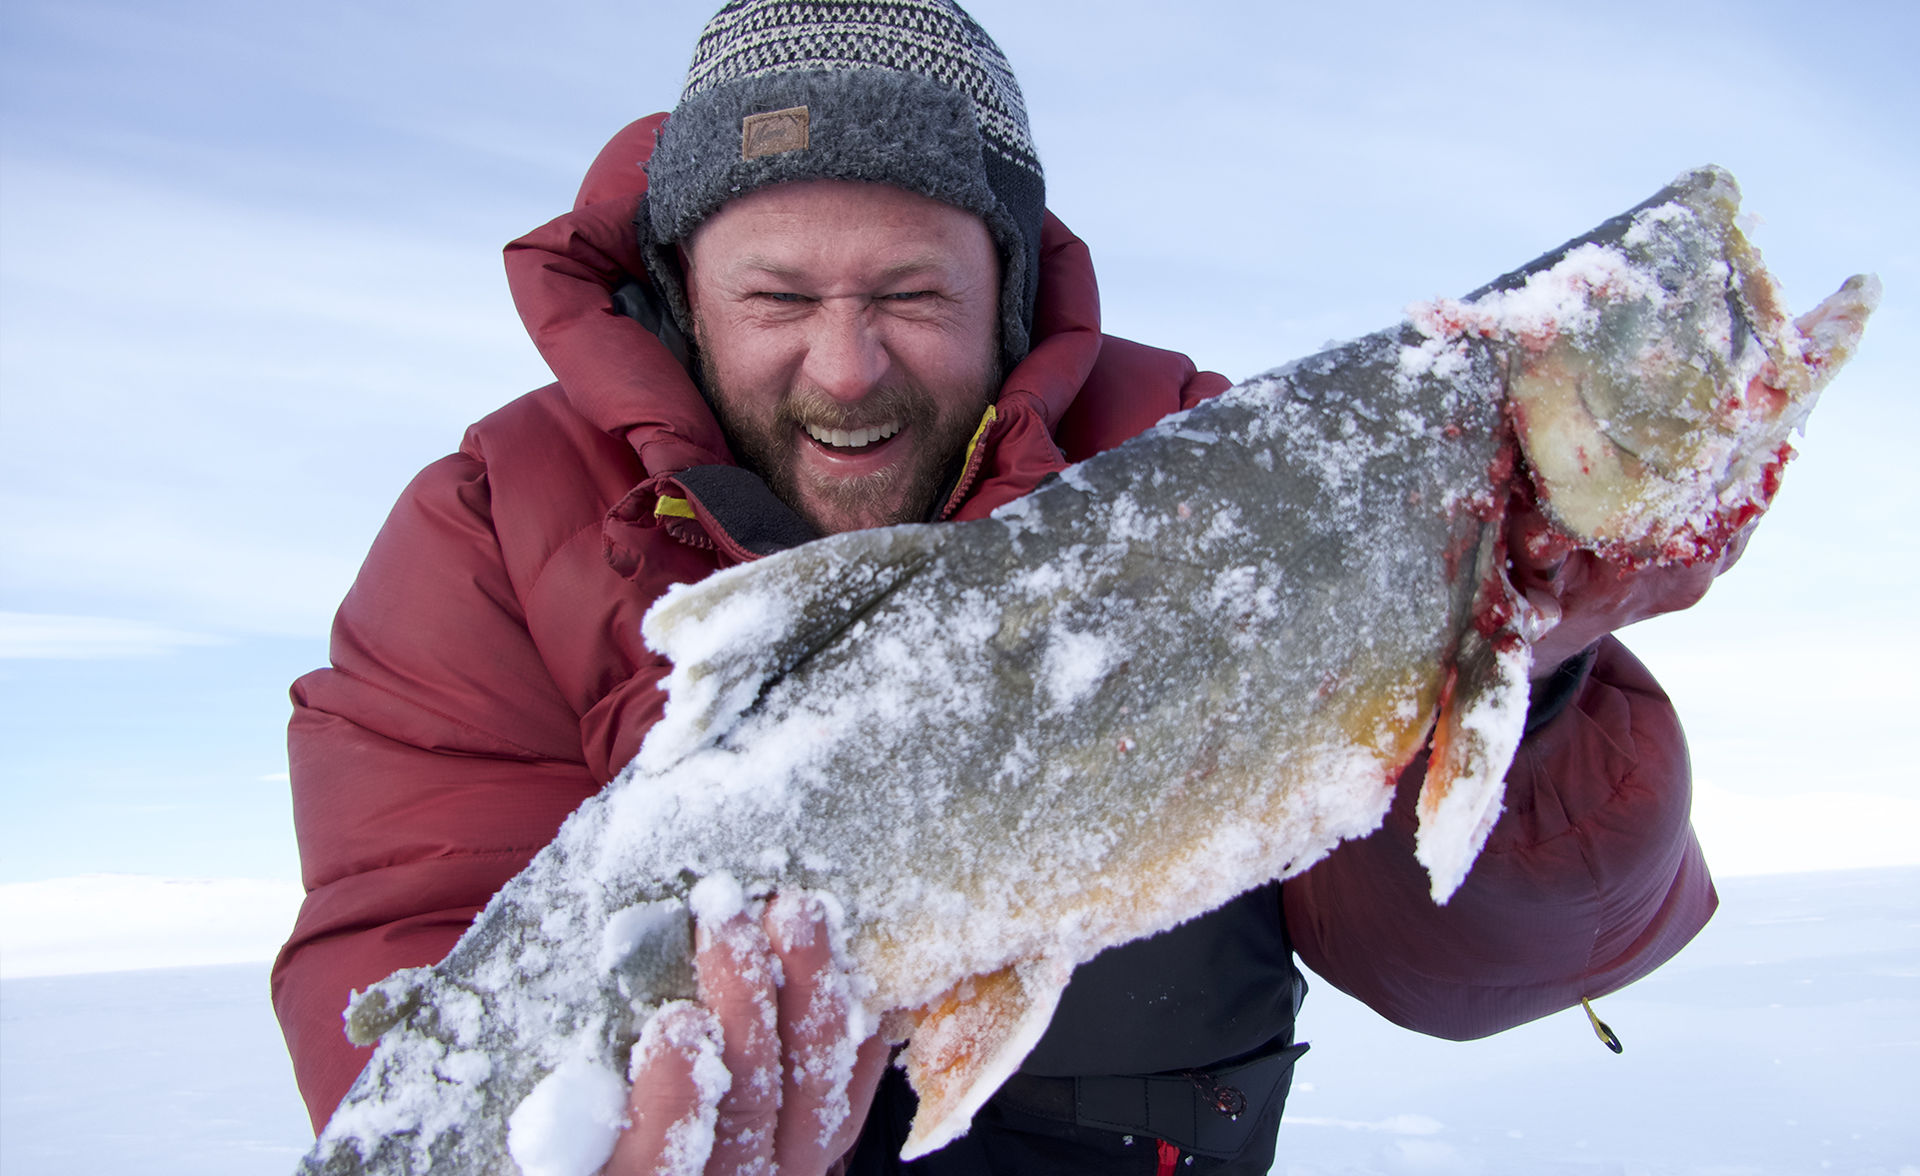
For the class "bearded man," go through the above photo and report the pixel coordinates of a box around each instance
[275,2,1726,1172]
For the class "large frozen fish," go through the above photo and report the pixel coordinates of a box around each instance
[297,167,1876,1174]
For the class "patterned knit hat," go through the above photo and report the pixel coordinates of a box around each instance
[642,0,1046,366]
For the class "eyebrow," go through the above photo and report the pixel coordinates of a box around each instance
[723,254,956,285]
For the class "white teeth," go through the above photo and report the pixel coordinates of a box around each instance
[807,421,901,449]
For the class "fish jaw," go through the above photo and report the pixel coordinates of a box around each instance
[1415,166,1878,567]
[1790,273,1881,389]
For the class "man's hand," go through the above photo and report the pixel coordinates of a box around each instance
[606,893,890,1176]
[1506,489,1753,680]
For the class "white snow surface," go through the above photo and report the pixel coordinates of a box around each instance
[597,899,687,978]
[637,581,798,775]
[5,868,1915,1175]
[687,872,748,929]
[1039,626,1119,713]
[1407,239,1666,346]
[504,1056,629,1176]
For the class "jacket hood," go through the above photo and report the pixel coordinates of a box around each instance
[502,116,1103,564]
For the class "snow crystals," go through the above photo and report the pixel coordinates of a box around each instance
[505,1057,629,1176]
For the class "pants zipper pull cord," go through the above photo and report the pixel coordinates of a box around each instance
[1582,996,1624,1054]
[1155,1139,1181,1175]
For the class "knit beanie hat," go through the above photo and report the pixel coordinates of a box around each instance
[641,0,1046,367]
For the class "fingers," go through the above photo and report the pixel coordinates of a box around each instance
[606,1002,729,1175]
[764,894,889,1172]
[609,892,883,1176]
[1519,546,1724,673]
[1504,483,1734,675]
[697,911,785,1175]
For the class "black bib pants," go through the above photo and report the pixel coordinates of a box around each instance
[846,882,1309,1175]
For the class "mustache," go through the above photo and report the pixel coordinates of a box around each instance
[774,385,938,433]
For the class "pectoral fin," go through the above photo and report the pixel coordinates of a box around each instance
[1416,513,1534,903]
[1416,624,1532,903]
[898,957,1074,1160]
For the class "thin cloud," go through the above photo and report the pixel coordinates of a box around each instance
[0,612,226,659]
[0,873,303,977]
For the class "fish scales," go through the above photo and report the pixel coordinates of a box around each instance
[297,167,1876,1174]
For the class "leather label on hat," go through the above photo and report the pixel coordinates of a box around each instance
[741,106,809,160]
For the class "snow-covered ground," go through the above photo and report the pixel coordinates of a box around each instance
[1282,866,1920,1175]
[2,867,1914,1175]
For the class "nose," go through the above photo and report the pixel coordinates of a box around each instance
[800,301,891,403]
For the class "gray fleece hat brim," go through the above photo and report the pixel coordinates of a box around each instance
[641,64,1044,368]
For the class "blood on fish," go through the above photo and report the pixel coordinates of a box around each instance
[1424,665,1461,795]
[1760,442,1794,500]
[1748,371,1790,418]
[1474,442,1518,523]
[1472,573,1518,642]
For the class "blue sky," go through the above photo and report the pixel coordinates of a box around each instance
[2,0,1916,960]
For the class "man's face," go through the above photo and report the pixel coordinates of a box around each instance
[682,179,1003,536]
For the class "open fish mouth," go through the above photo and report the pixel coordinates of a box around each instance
[1410,167,1877,565]
[296,167,1876,1175]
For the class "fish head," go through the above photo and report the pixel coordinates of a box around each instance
[1437,166,1879,565]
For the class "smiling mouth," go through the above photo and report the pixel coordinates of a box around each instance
[803,421,902,450]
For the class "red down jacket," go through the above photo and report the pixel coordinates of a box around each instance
[273,117,1716,1129]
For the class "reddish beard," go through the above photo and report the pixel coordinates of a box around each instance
[697,354,1000,536]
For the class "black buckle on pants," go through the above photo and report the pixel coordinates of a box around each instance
[996,1038,1310,1160]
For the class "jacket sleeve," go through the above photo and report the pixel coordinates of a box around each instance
[270,449,663,1130]
[1282,635,1715,1039]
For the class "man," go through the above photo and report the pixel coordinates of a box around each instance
[274,1,1727,1172]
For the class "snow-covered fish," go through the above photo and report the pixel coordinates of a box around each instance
[296,166,1876,1175]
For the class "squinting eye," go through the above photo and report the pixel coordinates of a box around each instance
[757,292,808,303]
[883,291,935,302]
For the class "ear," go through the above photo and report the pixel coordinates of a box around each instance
[676,242,699,318]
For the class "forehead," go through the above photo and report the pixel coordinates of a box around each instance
[684,179,997,277]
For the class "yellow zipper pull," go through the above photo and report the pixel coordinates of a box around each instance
[1582,997,1623,1054]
